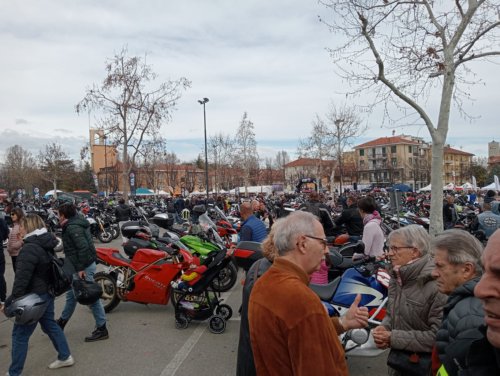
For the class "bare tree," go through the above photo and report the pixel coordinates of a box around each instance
[325,104,366,194]
[274,150,290,184]
[208,132,235,193]
[298,114,335,190]
[1,145,37,194]
[320,1,500,234]
[38,143,75,199]
[234,112,259,195]
[76,47,190,199]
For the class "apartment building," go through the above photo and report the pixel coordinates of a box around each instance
[353,135,431,190]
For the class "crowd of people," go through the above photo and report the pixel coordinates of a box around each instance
[1,186,500,375]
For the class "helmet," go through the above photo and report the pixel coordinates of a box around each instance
[334,233,350,246]
[4,293,49,325]
[72,279,103,305]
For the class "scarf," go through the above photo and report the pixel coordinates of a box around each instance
[362,210,382,226]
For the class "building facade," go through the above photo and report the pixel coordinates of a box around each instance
[354,135,431,190]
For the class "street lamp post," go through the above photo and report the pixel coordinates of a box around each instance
[198,97,210,197]
[104,135,108,197]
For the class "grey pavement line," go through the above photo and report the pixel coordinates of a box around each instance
[160,290,234,376]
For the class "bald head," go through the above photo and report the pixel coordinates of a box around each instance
[240,202,253,219]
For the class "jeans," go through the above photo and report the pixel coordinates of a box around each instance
[0,249,6,302]
[9,294,71,376]
[60,262,106,327]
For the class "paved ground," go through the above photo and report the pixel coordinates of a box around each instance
[1,237,389,375]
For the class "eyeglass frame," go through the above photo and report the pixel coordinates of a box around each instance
[388,245,415,253]
[304,234,328,248]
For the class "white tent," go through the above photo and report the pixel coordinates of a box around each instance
[461,182,473,190]
[418,184,432,192]
[480,182,497,190]
[444,183,455,190]
[44,190,63,197]
[229,185,273,195]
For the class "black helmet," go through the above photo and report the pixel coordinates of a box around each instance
[4,293,49,325]
[72,279,103,305]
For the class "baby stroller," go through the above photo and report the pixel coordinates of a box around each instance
[171,248,233,333]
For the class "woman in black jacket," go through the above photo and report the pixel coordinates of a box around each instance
[6,214,74,376]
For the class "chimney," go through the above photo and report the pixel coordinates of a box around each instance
[392,130,395,136]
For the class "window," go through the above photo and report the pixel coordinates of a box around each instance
[391,145,396,153]
[382,147,386,155]
[408,157,412,165]
[392,158,397,167]
[359,149,364,156]
[408,146,413,153]
[372,148,376,156]
[360,160,365,168]
[383,172,388,180]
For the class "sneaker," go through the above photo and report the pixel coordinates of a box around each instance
[84,325,109,342]
[56,318,68,330]
[48,355,75,369]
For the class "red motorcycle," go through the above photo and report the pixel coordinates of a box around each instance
[94,244,194,313]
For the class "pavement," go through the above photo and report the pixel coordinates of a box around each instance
[1,237,389,376]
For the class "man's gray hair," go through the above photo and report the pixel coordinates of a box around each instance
[387,224,431,256]
[431,229,483,276]
[273,211,319,256]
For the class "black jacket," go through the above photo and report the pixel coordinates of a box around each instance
[334,204,363,236]
[237,258,272,376]
[115,203,131,222]
[435,278,485,375]
[461,325,500,375]
[11,231,58,299]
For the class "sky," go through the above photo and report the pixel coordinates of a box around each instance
[0,0,498,165]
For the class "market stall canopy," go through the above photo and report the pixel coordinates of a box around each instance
[418,184,432,192]
[44,190,64,197]
[391,183,412,192]
[134,188,154,196]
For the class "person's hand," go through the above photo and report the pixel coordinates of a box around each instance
[341,294,369,330]
[372,325,391,349]
[78,270,86,279]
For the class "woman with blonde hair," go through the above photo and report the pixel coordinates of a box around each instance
[5,214,74,375]
[7,207,24,272]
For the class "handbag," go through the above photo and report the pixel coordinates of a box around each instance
[387,349,432,376]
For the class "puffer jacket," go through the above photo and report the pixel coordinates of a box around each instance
[7,222,23,256]
[435,278,484,375]
[62,216,96,271]
[11,230,58,299]
[382,254,447,352]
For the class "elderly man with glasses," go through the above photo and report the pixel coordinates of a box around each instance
[248,211,369,376]
[372,224,447,376]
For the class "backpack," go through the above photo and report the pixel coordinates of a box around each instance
[46,251,74,296]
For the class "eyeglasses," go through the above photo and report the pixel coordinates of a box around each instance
[388,245,415,253]
[304,235,328,248]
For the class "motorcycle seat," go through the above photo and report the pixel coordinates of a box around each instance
[309,277,340,301]
[112,252,132,264]
[235,241,262,252]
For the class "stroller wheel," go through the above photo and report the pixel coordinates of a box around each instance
[215,304,233,321]
[208,315,226,334]
[175,313,189,329]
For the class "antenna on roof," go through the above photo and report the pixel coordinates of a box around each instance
[392,130,395,136]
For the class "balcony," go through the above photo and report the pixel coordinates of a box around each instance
[367,153,388,160]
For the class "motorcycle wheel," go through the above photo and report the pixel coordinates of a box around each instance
[170,290,183,306]
[215,304,233,320]
[94,272,120,313]
[208,315,226,334]
[111,226,119,239]
[175,313,189,329]
[98,230,113,243]
[211,261,238,292]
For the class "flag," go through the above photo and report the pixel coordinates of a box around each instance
[472,176,477,190]
[495,175,499,191]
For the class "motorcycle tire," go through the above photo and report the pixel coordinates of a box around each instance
[215,304,233,321]
[111,226,119,240]
[170,290,183,306]
[97,230,113,243]
[211,261,238,293]
[208,314,226,334]
[94,272,120,313]
[175,313,189,330]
